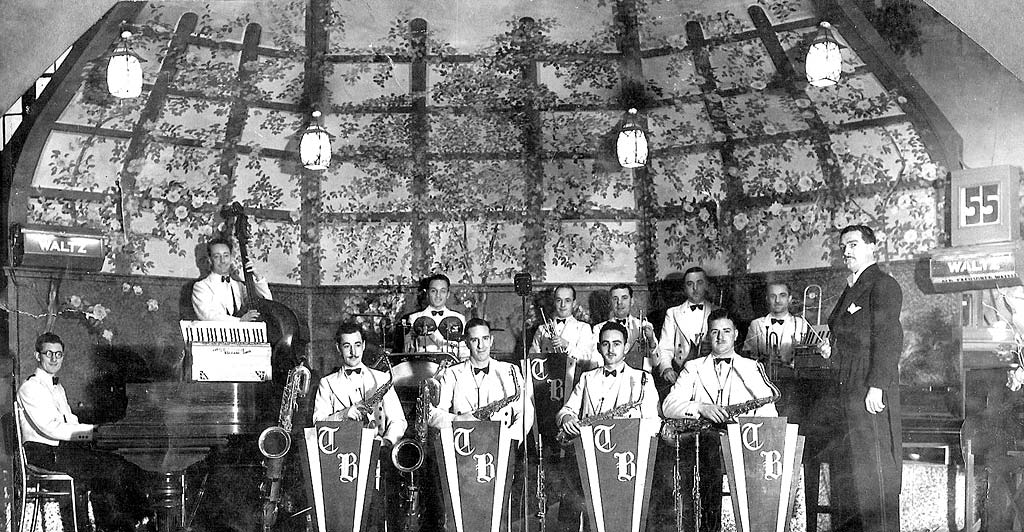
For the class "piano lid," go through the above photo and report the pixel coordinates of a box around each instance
[929,241,1024,293]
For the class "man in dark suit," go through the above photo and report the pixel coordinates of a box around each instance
[827,224,903,532]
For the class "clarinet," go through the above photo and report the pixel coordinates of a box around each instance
[535,430,547,529]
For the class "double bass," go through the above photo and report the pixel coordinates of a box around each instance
[221,202,308,532]
[221,202,304,378]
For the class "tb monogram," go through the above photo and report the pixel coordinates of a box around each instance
[455,427,496,483]
[741,422,782,481]
[594,424,636,481]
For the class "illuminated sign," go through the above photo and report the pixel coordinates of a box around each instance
[11,224,106,271]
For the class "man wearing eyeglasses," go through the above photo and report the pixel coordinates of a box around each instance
[427,318,534,441]
[17,332,152,532]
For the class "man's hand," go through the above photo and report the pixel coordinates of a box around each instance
[240,309,261,322]
[696,404,729,424]
[550,336,568,352]
[560,415,581,437]
[660,367,678,384]
[345,405,366,421]
[864,387,885,414]
[453,413,477,423]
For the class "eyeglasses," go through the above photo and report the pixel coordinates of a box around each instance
[40,350,64,360]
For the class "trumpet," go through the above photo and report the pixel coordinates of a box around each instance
[539,307,567,355]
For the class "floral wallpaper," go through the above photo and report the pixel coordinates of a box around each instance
[13,0,951,294]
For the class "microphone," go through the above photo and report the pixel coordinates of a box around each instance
[513,272,532,297]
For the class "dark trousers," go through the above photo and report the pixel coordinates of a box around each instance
[24,442,150,531]
[670,433,723,532]
[836,392,902,532]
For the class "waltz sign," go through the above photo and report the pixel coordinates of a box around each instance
[301,421,381,532]
[525,354,570,442]
[435,421,516,532]
[573,418,660,532]
[720,417,804,532]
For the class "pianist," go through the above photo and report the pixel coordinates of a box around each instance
[18,332,152,532]
[191,237,271,322]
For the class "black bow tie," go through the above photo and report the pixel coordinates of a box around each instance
[221,275,231,283]
[473,366,489,375]
[603,368,618,377]
[690,304,704,311]
[714,357,731,366]
[51,376,59,385]
[771,318,785,325]
[555,318,566,325]
[345,368,362,376]
[431,310,444,316]
[615,318,627,325]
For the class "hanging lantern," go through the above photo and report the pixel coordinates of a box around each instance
[106,27,145,99]
[616,108,648,169]
[300,111,332,171]
[805,21,843,88]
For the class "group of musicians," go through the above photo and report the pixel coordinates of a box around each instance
[16,223,904,532]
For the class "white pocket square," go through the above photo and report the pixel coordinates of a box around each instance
[847,303,862,314]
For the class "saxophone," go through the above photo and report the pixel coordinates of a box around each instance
[353,354,394,428]
[555,373,648,446]
[470,368,521,420]
[660,394,779,443]
[258,359,312,532]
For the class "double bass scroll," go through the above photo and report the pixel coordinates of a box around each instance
[221,202,306,379]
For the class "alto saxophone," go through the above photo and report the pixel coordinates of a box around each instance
[258,359,312,532]
[353,354,394,428]
[555,391,646,446]
[470,368,521,420]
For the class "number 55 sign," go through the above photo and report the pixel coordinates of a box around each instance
[951,166,1020,246]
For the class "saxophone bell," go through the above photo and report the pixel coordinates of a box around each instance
[391,438,425,473]
[258,425,292,459]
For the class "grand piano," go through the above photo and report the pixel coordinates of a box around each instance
[86,323,285,532]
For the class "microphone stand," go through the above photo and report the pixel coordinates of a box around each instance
[513,272,532,532]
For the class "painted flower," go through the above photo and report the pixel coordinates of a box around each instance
[732,213,749,230]
[88,304,109,321]
[175,205,189,220]
[69,295,82,308]
[855,100,872,111]
[772,179,788,194]
[165,188,182,203]
[897,195,912,209]
[763,122,778,135]
[795,98,811,109]
[698,209,711,222]
[767,201,783,217]
[903,229,919,243]
[152,201,166,215]
[122,282,131,293]
[289,209,302,222]
[919,162,938,182]
[133,285,143,295]
[191,194,205,209]
[897,96,908,105]
[750,80,767,91]
[147,299,159,312]
[101,329,114,342]
[801,110,815,120]
[797,175,814,191]
[831,142,850,155]
[789,220,802,233]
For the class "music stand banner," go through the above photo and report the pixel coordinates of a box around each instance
[301,421,381,532]
[720,417,804,532]
[435,421,516,532]
[524,354,570,442]
[572,418,660,532]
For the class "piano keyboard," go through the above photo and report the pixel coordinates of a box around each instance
[180,320,269,344]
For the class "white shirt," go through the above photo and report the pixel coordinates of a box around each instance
[313,363,408,445]
[657,301,719,370]
[192,272,272,321]
[556,363,660,425]
[591,315,657,371]
[743,314,830,364]
[406,307,469,358]
[17,368,95,446]
[529,315,599,387]
[428,359,535,441]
